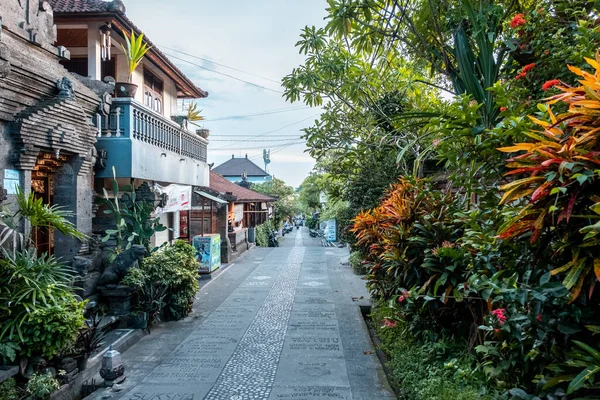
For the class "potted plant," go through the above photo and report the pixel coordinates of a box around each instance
[74,314,110,371]
[116,30,151,98]
[172,102,204,130]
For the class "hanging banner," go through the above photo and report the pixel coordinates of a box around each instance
[154,184,191,214]
[234,204,244,222]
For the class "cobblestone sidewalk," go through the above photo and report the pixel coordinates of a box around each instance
[89,228,394,400]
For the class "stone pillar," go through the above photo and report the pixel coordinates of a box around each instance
[53,158,92,259]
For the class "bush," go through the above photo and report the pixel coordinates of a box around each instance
[0,378,20,400]
[348,251,367,274]
[127,240,200,321]
[256,219,275,247]
[370,305,496,400]
[26,372,60,399]
[0,250,85,359]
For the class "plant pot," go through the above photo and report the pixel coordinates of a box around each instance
[196,128,210,139]
[130,312,148,330]
[115,82,138,98]
[77,356,88,372]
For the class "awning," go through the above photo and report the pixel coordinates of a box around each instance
[194,190,228,204]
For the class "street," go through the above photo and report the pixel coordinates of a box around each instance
[90,228,394,400]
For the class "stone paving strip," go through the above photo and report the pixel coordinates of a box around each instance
[88,230,394,400]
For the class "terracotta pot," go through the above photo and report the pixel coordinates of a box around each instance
[115,82,138,98]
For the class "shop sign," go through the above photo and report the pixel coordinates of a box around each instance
[154,184,191,214]
[4,169,20,195]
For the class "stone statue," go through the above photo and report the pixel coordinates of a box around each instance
[72,256,92,276]
[97,245,146,288]
[56,76,74,99]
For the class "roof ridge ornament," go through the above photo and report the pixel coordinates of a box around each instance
[106,0,126,14]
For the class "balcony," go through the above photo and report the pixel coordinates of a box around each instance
[95,98,209,187]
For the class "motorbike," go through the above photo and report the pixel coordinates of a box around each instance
[268,230,279,247]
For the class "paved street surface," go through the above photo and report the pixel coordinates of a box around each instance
[91,228,394,400]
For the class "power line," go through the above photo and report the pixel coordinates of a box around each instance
[204,106,311,122]
[210,137,305,142]
[163,52,284,94]
[159,44,282,84]
[210,134,304,137]
[211,114,319,150]
[210,139,305,151]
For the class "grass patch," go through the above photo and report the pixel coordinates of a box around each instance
[370,305,498,400]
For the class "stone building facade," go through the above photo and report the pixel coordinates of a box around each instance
[0,0,109,260]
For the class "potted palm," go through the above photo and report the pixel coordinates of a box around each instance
[172,102,204,130]
[116,30,151,98]
[75,314,110,371]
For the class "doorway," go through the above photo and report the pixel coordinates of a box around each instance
[31,152,68,256]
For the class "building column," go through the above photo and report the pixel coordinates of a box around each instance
[87,23,101,80]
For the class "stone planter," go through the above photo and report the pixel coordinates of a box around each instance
[114,82,138,98]
[129,311,148,330]
[170,115,187,127]
[98,285,136,316]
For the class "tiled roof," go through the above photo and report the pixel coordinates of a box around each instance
[213,156,270,178]
[48,0,110,12]
[47,0,208,99]
[210,171,275,203]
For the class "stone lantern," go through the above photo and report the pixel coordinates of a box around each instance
[100,346,125,387]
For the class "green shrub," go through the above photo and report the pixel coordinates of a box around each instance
[135,240,200,321]
[256,219,275,247]
[0,378,20,400]
[0,250,85,359]
[348,251,367,275]
[26,372,60,399]
[370,305,496,400]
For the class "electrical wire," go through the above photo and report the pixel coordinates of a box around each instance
[204,106,311,122]
[209,114,319,150]
[210,139,305,151]
[163,52,284,94]
[158,44,281,84]
[209,137,305,142]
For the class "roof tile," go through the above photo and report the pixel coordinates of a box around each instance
[213,157,270,178]
[209,171,275,202]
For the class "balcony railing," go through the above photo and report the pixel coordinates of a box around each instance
[100,98,207,162]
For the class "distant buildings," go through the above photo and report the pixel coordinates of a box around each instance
[213,154,272,184]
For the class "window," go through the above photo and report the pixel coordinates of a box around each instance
[143,68,164,114]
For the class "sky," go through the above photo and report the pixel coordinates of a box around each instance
[124,0,328,188]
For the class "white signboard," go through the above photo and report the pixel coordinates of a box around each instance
[234,204,244,222]
[326,219,337,242]
[154,184,191,214]
[173,210,180,239]
[4,169,19,195]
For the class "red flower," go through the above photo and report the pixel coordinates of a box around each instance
[542,79,560,91]
[537,314,542,322]
[491,308,508,325]
[383,319,397,328]
[398,295,405,303]
[510,14,526,28]
[494,328,500,333]
[500,106,507,112]
[515,72,527,80]
[522,63,536,73]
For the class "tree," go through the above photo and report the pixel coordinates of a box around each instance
[252,178,299,227]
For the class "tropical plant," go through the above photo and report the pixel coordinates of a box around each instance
[0,250,80,344]
[0,186,84,253]
[98,168,166,253]
[256,219,275,247]
[185,102,204,122]
[26,372,60,399]
[0,378,20,400]
[120,30,151,82]
[498,55,600,301]
[545,340,600,395]
[76,313,110,359]
[137,241,199,321]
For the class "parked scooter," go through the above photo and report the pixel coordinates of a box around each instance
[268,230,279,247]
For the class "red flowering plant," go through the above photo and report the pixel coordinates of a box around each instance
[504,0,600,107]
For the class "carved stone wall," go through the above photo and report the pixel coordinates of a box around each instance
[0,0,107,261]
